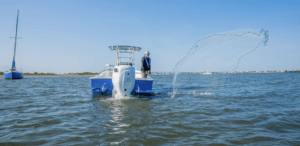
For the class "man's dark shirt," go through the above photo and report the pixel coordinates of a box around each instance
[141,57,151,72]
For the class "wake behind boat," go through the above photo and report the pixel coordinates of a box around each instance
[90,45,153,96]
[4,10,23,79]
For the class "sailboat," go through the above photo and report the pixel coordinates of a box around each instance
[4,10,23,79]
[202,59,212,75]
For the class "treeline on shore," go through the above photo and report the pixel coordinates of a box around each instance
[66,72,98,75]
[0,72,98,75]
[23,72,57,75]
[0,72,57,75]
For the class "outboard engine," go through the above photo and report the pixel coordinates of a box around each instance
[108,45,141,98]
[112,65,135,98]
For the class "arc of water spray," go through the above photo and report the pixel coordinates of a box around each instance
[171,29,269,98]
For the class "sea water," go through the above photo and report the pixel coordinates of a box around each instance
[0,73,299,145]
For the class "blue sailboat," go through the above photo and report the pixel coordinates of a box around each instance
[4,10,23,79]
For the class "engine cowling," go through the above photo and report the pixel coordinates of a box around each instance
[112,65,135,98]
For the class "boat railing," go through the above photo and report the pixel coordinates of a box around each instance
[109,45,141,67]
[117,62,133,66]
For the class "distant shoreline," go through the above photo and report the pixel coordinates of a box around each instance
[1,69,299,77]
[151,72,299,75]
[151,70,300,75]
[0,75,94,77]
[0,71,299,78]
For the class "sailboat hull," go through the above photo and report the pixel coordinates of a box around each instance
[4,71,23,79]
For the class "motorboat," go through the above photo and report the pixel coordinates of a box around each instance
[90,45,153,96]
[4,10,23,79]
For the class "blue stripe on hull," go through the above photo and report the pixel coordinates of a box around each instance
[91,79,113,95]
[4,72,23,79]
[132,80,153,94]
[90,78,153,95]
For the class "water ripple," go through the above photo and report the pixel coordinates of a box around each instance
[0,74,300,145]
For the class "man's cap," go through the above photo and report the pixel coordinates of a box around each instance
[145,51,150,55]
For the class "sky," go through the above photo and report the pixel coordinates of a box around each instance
[0,0,299,74]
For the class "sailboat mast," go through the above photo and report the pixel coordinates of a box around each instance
[12,10,19,67]
[207,59,208,73]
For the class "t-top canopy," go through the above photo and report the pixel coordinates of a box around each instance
[109,45,141,51]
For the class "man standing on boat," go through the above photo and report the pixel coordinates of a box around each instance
[141,51,151,78]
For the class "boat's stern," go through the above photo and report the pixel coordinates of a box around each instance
[90,70,154,95]
[90,70,113,95]
[90,46,154,96]
[132,70,153,94]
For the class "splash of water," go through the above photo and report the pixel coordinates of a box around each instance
[168,92,214,96]
[112,89,133,100]
[171,29,269,98]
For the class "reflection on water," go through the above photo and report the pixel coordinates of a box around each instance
[88,95,155,145]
